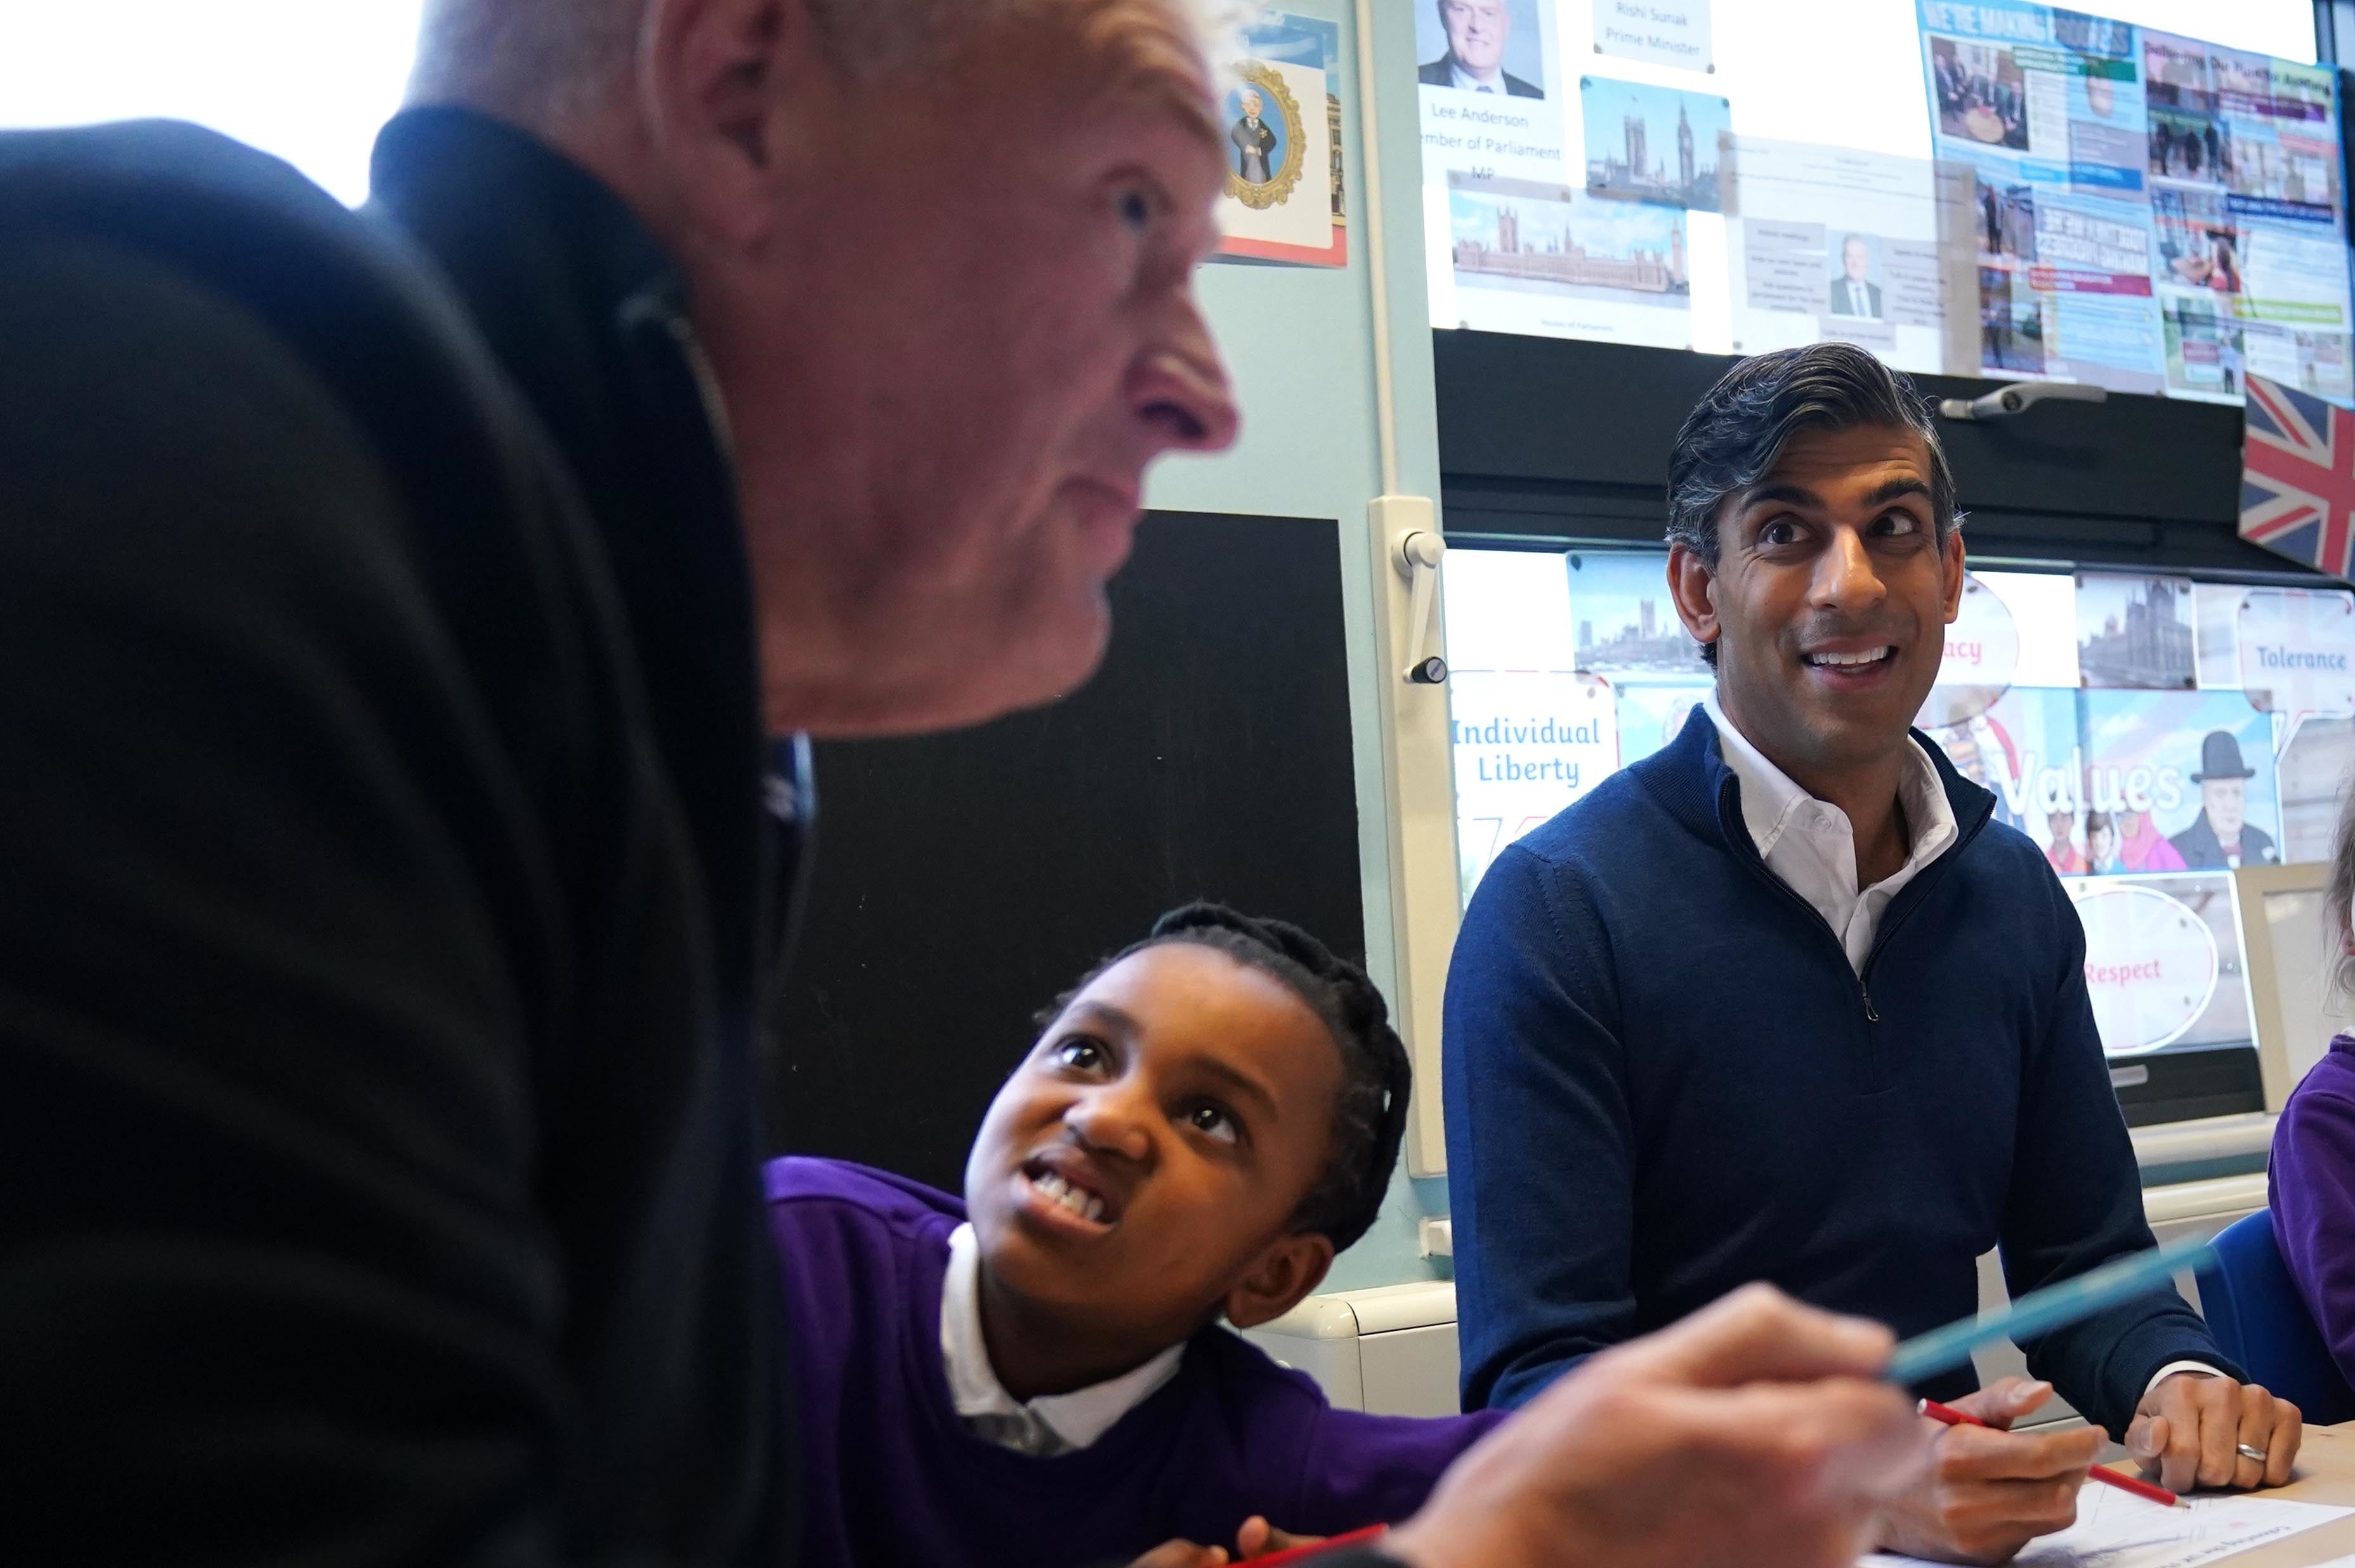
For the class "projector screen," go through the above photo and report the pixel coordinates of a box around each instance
[0,2,425,205]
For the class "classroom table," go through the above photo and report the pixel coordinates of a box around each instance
[2163,1420,2355,1565]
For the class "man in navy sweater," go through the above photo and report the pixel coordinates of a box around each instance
[1443,343,2304,1564]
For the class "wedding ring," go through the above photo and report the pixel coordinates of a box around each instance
[2238,1443,2269,1463]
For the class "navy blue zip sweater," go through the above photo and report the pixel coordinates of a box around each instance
[1443,710,2233,1439]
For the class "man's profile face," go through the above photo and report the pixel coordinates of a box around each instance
[1668,423,1965,788]
[1442,0,1509,74]
[2203,776,2246,839]
[1843,239,1870,284]
[700,2,1239,735]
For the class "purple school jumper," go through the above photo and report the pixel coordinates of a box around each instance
[2273,1034,2355,1387]
[766,1158,1502,1568]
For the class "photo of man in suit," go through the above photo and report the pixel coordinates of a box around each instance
[1829,235,1884,319]
[1230,88,1276,183]
[1419,0,1543,99]
[2170,731,2280,869]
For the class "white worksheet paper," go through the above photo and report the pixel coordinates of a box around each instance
[1860,1484,2351,1568]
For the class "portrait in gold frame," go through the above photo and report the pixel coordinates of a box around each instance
[1224,61,1305,212]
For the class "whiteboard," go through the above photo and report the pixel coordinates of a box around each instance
[2241,865,2355,1109]
[2260,885,2355,1085]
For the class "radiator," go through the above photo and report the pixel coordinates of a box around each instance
[1242,1281,1464,1418]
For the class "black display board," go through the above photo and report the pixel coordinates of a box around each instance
[1433,330,2336,581]
[765,511,1365,1194]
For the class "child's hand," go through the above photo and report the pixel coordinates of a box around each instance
[1128,1540,1231,1568]
[1235,1516,1324,1558]
[1126,1519,1325,1567]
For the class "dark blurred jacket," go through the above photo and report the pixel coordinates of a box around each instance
[2168,813,2278,870]
[0,111,800,1565]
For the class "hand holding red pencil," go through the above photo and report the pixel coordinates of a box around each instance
[1236,1522,1385,1566]
[1920,1397,2182,1507]
[1384,1284,1928,1568]
[1124,1520,1383,1567]
[1872,1378,2107,1565]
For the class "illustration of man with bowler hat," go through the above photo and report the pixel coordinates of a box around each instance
[2169,731,2278,869]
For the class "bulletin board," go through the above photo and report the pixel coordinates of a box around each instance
[1437,544,2355,1124]
[764,512,1367,1193]
[1415,0,2351,410]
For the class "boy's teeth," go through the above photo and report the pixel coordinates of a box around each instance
[1030,1168,1106,1223]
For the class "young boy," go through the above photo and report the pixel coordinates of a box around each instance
[769,904,1503,1568]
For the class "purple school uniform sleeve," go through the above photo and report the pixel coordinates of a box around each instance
[1271,1373,1506,1536]
[767,1156,1502,1568]
[2271,1040,2355,1388]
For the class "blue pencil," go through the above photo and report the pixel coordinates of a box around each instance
[1887,1236,2217,1387]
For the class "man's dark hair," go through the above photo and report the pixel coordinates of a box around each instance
[1044,903,1412,1255]
[1665,343,1963,665]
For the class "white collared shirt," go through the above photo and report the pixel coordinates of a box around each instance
[939,1223,1184,1456]
[1448,58,1504,93]
[1702,695,2219,1397]
[1702,694,1957,973]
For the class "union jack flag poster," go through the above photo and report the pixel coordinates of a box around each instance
[2241,371,2355,583]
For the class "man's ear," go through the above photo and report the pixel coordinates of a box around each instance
[639,0,823,249]
[1222,1232,1335,1331]
[1939,522,1967,625]
[1666,539,1721,657]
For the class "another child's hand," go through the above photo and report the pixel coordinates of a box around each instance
[1235,1516,1324,1558]
[1125,1518,1326,1567]
[1128,1540,1231,1568]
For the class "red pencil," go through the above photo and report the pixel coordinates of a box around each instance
[1243,1523,1388,1567]
[1919,1398,2183,1508]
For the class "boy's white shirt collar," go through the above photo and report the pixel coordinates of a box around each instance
[1699,695,2219,1396]
[940,1222,1184,1456]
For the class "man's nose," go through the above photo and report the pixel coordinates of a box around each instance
[1131,290,1240,459]
[1812,526,1888,609]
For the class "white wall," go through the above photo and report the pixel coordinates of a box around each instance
[0,2,424,204]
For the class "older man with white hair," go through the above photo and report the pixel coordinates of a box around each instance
[0,2,1924,1564]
